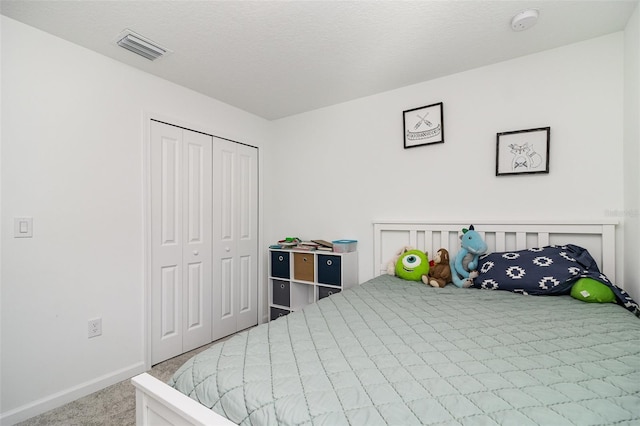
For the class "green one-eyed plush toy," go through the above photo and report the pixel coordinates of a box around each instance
[395,249,430,281]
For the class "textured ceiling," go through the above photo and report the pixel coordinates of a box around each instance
[1,0,638,120]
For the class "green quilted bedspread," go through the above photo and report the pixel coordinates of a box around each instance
[169,275,640,425]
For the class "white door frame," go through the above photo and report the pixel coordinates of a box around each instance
[142,113,265,370]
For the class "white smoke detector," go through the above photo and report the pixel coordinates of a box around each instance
[511,9,539,31]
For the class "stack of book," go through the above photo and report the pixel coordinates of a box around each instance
[312,240,333,251]
[269,239,335,251]
[269,237,300,249]
[296,241,319,251]
[269,238,333,251]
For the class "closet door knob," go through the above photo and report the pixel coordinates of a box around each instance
[225,247,231,252]
[193,250,199,256]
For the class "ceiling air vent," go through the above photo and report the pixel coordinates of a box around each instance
[116,29,170,61]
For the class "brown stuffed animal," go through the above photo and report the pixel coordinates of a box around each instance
[422,248,452,288]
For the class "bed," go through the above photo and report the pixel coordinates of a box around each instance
[132,220,640,425]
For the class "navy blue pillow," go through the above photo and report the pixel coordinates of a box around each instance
[473,244,640,317]
[474,244,590,295]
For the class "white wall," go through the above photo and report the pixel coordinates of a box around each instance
[0,16,270,423]
[624,3,640,302]
[1,12,634,426]
[268,33,626,285]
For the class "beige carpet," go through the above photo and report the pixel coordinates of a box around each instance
[17,342,217,426]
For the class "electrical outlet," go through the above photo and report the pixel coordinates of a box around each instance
[88,318,102,338]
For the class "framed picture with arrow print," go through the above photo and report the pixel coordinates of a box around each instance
[403,102,444,149]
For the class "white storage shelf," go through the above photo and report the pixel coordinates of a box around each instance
[268,249,358,321]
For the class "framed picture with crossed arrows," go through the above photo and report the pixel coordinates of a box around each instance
[403,102,444,149]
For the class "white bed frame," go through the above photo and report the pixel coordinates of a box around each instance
[373,220,618,283]
[133,219,618,426]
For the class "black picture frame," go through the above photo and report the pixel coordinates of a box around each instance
[403,102,444,149]
[496,127,550,176]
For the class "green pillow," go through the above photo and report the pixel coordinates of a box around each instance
[570,278,615,303]
[395,250,429,281]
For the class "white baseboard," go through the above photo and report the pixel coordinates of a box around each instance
[0,362,146,426]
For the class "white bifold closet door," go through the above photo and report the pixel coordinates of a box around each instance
[151,121,213,365]
[212,139,258,341]
[150,121,258,365]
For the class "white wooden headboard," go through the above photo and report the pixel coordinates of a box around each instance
[373,220,618,283]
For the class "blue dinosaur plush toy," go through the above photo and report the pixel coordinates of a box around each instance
[450,225,488,288]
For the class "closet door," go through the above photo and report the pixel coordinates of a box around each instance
[150,121,212,365]
[212,139,258,341]
[180,130,213,353]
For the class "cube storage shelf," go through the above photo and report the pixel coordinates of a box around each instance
[269,249,358,321]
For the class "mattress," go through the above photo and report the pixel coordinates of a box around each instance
[169,275,640,425]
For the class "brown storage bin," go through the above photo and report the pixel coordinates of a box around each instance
[293,252,315,282]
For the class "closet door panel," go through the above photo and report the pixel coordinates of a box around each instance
[160,139,181,246]
[219,149,235,242]
[238,255,251,313]
[220,258,234,318]
[181,130,213,353]
[160,265,180,339]
[151,122,213,363]
[236,144,258,331]
[186,263,203,327]
[212,140,238,340]
[151,122,184,365]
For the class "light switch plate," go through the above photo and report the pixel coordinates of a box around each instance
[14,217,33,238]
